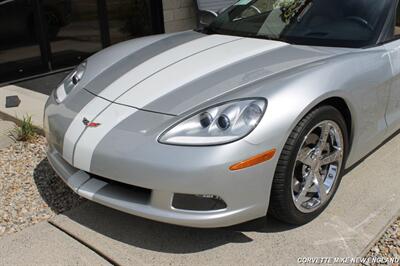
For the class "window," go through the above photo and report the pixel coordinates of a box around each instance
[49,0,102,69]
[0,0,164,84]
[395,3,400,37]
[107,0,155,45]
[0,0,46,83]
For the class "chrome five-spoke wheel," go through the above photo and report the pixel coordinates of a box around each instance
[292,121,344,213]
[269,106,348,225]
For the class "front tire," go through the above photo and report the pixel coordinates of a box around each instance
[268,105,348,225]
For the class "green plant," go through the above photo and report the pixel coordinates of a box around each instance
[13,115,36,142]
[273,0,309,23]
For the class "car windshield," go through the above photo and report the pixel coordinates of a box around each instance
[205,0,391,48]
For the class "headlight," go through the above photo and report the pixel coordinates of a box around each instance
[55,61,87,103]
[159,99,267,146]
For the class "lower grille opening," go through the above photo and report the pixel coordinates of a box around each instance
[172,193,227,211]
[89,174,152,204]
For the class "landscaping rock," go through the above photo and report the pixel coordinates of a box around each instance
[0,135,85,237]
[361,217,400,265]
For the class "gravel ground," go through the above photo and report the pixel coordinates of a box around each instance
[361,217,400,265]
[0,135,84,237]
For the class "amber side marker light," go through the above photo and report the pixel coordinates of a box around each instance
[229,149,277,171]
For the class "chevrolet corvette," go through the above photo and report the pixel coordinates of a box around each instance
[44,0,400,227]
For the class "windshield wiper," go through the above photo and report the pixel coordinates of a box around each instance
[236,32,283,42]
[255,35,282,42]
[195,27,285,43]
[195,26,219,35]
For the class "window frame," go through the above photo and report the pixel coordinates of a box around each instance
[209,0,395,48]
[378,0,400,45]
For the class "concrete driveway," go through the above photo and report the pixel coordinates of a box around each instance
[3,130,397,265]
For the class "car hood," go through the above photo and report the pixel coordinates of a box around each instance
[84,31,349,116]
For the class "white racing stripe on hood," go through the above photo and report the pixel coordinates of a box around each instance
[115,38,288,108]
[98,34,241,100]
[73,104,137,172]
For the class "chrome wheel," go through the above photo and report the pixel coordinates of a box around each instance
[291,120,344,213]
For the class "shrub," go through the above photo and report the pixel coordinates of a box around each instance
[13,115,36,142]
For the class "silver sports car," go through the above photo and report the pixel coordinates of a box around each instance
[44,0,400,227]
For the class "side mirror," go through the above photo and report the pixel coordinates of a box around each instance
[199,10,218,27]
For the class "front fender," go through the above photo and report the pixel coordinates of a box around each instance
[222,47,392,169]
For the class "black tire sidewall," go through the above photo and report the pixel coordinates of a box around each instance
[276,106,349,225]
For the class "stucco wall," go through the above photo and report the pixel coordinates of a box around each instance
[163,0,197,33]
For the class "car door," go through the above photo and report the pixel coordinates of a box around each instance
[384,2,400,135]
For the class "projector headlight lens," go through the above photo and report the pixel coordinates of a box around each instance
[159,99,267,146]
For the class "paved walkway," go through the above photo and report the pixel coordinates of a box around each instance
[0,223,111,266]
[0,85,48,131]
[0,119,15,149]
[0,84,48,149]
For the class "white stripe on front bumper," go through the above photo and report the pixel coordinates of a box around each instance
[62,97,110,164]
[72,104,137,172]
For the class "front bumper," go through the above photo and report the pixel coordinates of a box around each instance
[44,90,279,228]
[47,142,277,228]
